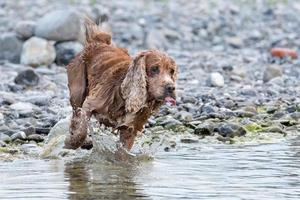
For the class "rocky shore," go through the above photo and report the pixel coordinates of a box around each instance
[0,0,300,160]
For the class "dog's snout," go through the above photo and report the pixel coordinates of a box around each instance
[165,84,175,94]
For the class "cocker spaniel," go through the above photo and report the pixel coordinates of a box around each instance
[64,19,177,153]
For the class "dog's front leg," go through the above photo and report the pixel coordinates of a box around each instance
[119,127,137,151]
[64,108,91,149]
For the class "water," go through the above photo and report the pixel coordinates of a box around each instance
[1,137,300,200]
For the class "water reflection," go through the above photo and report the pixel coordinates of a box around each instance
[64,160,150,200]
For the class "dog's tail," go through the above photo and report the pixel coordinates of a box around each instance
[81,17,112,46]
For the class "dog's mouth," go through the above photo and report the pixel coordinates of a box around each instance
[164,96,176,106]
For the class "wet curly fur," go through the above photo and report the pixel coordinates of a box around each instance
[64,19,177,151]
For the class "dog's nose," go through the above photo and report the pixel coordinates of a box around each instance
[165,84,175,94]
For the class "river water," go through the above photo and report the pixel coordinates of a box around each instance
[1,136,300,200]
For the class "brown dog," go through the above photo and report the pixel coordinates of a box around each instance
[64,20,177,152]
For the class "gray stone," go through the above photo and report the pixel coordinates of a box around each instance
[0,32,23,63]
[11,131,27,141]
[21,37,56,67]
[263,65,283,83]
[55,41,83,65]
[0,133,12,143]
[208,72,224,87]
[27,134,44,143]
[180,138,199,143]
[216,123,246,138]
[194,122,215,136]
[15,21,36,39]
[14,69,39,86]
[35,9,83,41]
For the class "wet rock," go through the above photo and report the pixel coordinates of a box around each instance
[11,131,26,141]
[35,9,82,41]
[180,138,199,143]
[21,37,56,67]
[263,65,283,83]
[0,32,23,63]
[0,141,6,147]
[216,123,246,137]
[14,69,39,86]
[46,117,70,143]
[194,122,214,136]
[0,133,12,143]
[20,143,40,155]
[159,116,182,129]
[263,126,284,134]
[27,134,44,143]
[55,41,83,65]
[208,72,224,87]
[15,21,36,39]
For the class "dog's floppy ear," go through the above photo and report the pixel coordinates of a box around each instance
[121,52,147,113]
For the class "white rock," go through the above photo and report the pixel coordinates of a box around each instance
[208,72,225,87]
[46,117,71,144]
[10,102,40,115]
[21,37,56,67]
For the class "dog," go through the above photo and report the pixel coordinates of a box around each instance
[64,19,178,152]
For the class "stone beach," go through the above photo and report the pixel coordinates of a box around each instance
[0,0,300,160]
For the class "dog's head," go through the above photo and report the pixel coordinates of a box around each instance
[121,50,177,113]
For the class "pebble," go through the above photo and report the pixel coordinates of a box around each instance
[216,123,247,138]
[11,131,27,141]
[194,122,214,136]
[208,72,225,87]
[21,37,56,67]
[27,134,44,143]
[14,69,39,86]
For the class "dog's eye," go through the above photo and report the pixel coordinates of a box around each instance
[150,65,160,75]
[170,69,175,76]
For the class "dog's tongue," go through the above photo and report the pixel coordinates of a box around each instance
[164,96,176,106]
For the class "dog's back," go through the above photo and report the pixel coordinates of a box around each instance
[67,19,130,109]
